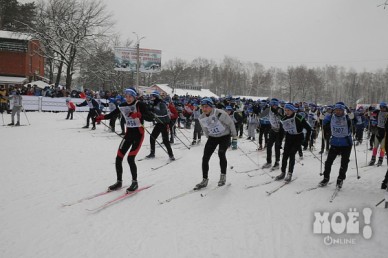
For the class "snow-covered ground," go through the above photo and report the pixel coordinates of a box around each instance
[0,112,386,258]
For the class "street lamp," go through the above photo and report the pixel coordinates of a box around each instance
[132,32,145,92]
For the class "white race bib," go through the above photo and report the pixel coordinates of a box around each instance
[199,113,226,137]
[119,104,141,128]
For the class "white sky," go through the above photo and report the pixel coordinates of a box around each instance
[21,0,388,71]
[105,0,388,71]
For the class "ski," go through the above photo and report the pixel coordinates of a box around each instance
[234,168,259,174]
[245,180,274,189]
[87,185,153,212]
[247,169,274,179]
[159,188,203,204]
[296,182,333,194]
[329,187,341,203]
[62,185,129,207]
[151,157,181,170]
[200,183,231,197]
[266,177,297,196]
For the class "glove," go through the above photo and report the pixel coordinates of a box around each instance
[231,137,238,150]
[96,114,105,123]
[130,112,142,119]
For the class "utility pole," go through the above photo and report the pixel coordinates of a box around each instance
[133,32,145,93]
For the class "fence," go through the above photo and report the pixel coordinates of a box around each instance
[9,96,109,112]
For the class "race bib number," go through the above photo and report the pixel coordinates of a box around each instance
[119,104,141,128]
[200,114,226,136]
[281,117,298,134]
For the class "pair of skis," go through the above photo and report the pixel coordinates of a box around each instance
[158,183,231,204]
[245,178,297,195]
[62,185,153,212]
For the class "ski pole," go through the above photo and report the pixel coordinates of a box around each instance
[351,120,361,179]
[142,123,169,155]
[175,126,191,144]
[1,111,4,126]
[320,127,324,176]
[152,115,187,151]
[172,130,191,150]
[22,106,30,125]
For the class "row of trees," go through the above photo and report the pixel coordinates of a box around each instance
[1,0,387,106]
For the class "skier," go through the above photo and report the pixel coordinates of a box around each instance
[318,103,353,189]
[319,105,333,154]
[76,95,100,130]
[368,102,387,166]
[166,96,178,143]
[261,98,284,170]
[353,106,366,145]
[95,88,153,192]
[225,105,242,150]
[194,98,237,190]
[276,103,311,182]
[65,98,76,120]
[191,103,203,145]
[258,100,271,150]
[8,89,22,126]
[246,108,258,141]
[146,91,175,160]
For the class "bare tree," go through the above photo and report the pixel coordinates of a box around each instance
[29,0,113,89]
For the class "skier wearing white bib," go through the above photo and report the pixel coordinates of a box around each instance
[194,98,237,190]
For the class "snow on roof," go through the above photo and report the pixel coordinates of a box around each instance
[0,76,28,84]
[152,84,218,98]
[0,30,32,41]
[24,80,50,89]
[235,95,269,101]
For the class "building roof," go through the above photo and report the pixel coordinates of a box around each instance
[152,84,219,98]
[0,30,32,41]
[0,76,28,84]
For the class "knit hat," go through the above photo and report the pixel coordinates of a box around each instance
[269,98,279,106]
[284,103,298,112]
[201,97,214,107]
[124,88,137,97]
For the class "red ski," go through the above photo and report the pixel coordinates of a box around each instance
[87,185,154,212]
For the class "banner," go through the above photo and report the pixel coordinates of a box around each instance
[114,47,161,73]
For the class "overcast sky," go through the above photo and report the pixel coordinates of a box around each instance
[22,0,388,71]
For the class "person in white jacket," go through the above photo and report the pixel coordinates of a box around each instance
[194,98,237,190]
[8,90,22,126]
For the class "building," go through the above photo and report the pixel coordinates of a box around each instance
[0,30,44,89]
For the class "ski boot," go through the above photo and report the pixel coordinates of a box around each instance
[108,181,123,191]
[319,178,330,187]
[257,144,263,151]
[246,137,251,140]
[82,125,89,129]
[284,173,293,182]
[15,122,20,126]
[126,180,138,192]
[336,179,343,189]
[381,181,387,190]
[275,172,285,181]
[368,156,376,166]
[194,178,209,190]
[91,126,96,130]
[377,157,383,167]
[169,155,175,161]
[272,162,279,170]
[218,174,226,186]
[8,122,14,126]
[262,163,271,169]
[146,153,155,159]
[192,140,197,145]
